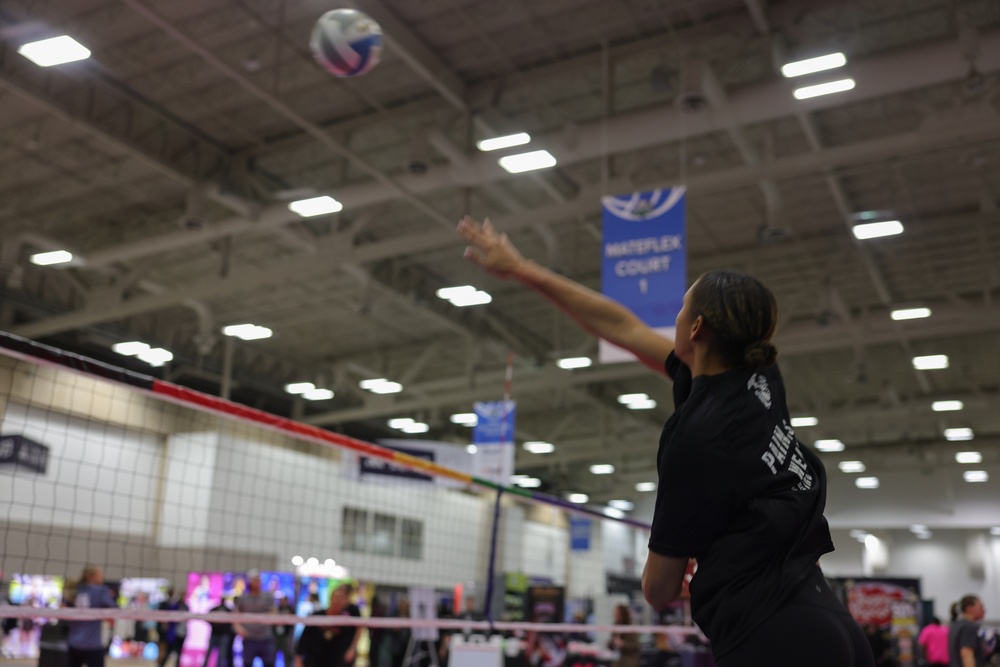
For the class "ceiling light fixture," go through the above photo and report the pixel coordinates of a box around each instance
[852,220,904,240]
[360,378,403,394]
[18,35,91,67]
[477,133,531,152]
[136,347,173,367]
[912,355,949,370]
[450,413,478,426]
[608,500,634,511]
[838,461,866,473]
[517,477,542,488]
[589,464,615,475]
[436,285,492,307]
[466,444,477,454]
[498,150,557,174]
[603,507,625,519]
[932,400,963,412]
[222,323,273,340]
[955,451,982,464]
[29,250,74,266]
[301,388,334,401]
[790,416,819,427]
[523,441,555,454]
[963,470,989,483]
[944,428,974,442]
[793,78,855,100]
[815,439,845,452]
[635,482,656,492]
[855,476,880,489]
[556,357,592,369]
[112,341,150,356]
[781,52,847,78]
[288,195,343,217]
[567,493,589,504]
[284,382,315,394]
[891,307,931,321]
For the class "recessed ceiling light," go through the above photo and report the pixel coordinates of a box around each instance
[955,451,982,464]
[852,220,904,240]
[477,133,531,152]
[932,400,963,412]
[635,482,656,492]
[450,413,478,426]
[498,150,557,174]
[301,388,334,401]
[284,382,315,394]
[388,418,415,429]
[137,347,173,367]
[963,470,988,483]
[436,285,492,307]
[790,416,818,427]
[913,355,949,370]
[112,341,150,356]
[945,428,974,442]
[567,493,589,504]
[608,500,634,511]
[361,378,403,394]
[222,323,273,340]
[589,464,615,475]
[18,35,91,67]
[781,52,847,78]
[288,195,343,217]
[793,78,855,100]
[855,477,880,489]
[400,422,429,434]
[891,307,931,321]
[291,555,304,566]
[815,439,845,452]
[29,250,74,266]
[556,357,592,369]
[838,461,866,473]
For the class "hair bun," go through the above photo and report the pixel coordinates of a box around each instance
[744,341,778,368]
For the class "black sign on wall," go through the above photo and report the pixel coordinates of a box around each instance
[0,434,50,474]
[360,445,434,482]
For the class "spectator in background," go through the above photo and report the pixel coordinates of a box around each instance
[295,583,362,667]
[918,617,949,667]
[157,588,188,667]
[390,598,411,667]
[203,598,233,667]
[67,565,117,667]
[274,597,296,667]
[949,595,986,667]
[609,605,639,667]
[235,571,277,667]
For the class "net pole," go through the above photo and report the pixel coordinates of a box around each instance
[483,351,514,630]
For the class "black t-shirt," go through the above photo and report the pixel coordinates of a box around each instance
[649,352,834,658]
[296,605,361,667]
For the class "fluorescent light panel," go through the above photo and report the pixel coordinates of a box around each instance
[913,355,949,370]
[945,428,974,441]
[855,476,880,489]
[781,52,847,78]
[450,413,478,426]
[955,451,982,464]
[18,35,91,67]
[388,418,415,429]
[400,422,429,434]
[517,477,542,488]
[137,347,173,367]
[815,439,845,452]
[964,470,989,483]
[360,378,403,394]
[793,78,855,100]
[523,441,555,454]
[498,150,557,174]
[284,382,315,394]
[436,285,492,307]
[556,357,592,369]
[288,195,342,217]
[852,220,904,240]
[635,482,656,492]
[790,416,818,427]
[222,323,272,340]
[932,400,963,412]
[567,493,589,504]
[477,133,531,152]
[589,464,615,475]
[838,461,866,473]
[30,250,73,266]
[891,307,931,321]
[626,399,657,410]
[301,388,334,401]
[112,341,150,356]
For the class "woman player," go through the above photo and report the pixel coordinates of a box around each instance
[457,216,874,667]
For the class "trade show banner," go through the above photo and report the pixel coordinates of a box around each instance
[600,187,687,363]
[569,516,591,551]
[184,572,224,667]
[343,439,470,488]
[472,400,516,485]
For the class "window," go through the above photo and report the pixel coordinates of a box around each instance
[401,519,423,560]
[342,506,422,559]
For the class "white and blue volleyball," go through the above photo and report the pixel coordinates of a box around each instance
[310,9,383,78]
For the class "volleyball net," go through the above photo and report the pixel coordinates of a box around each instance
[0,331,700,665]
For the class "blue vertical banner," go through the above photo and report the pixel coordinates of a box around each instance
[569,516,592,551]
[600,187,687,363]
[472,400,516,484]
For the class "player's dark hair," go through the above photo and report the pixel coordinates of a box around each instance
[960,595,980,613]
[690,270,778,368]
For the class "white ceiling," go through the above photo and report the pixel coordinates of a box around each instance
[0,0,999,519]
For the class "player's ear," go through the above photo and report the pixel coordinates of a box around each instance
[689,315,705,340]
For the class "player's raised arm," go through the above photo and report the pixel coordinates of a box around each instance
[458,215,674,374]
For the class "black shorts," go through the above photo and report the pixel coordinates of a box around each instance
[717,567,875,667]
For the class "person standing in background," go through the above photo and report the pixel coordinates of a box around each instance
[918,617,949,667]
[157,588,188,667]
[67,566,117,667]
[949,596,987,667]
[234,571,276,667]
[609,605,639,667]
[295,583,362,667]
[203,599,233,667]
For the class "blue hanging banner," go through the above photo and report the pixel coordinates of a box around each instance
[472,401,516,484]
[600,187,687,363]
[569,516,592,551]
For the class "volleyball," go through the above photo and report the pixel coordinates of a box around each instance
[309,9,383,78]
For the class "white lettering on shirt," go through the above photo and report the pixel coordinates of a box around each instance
[747,373,772,409]
[759,420,813,489]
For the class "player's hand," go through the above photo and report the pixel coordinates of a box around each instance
[458,216,526,279]
[344,647,356,663]
[294,657,304,667]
